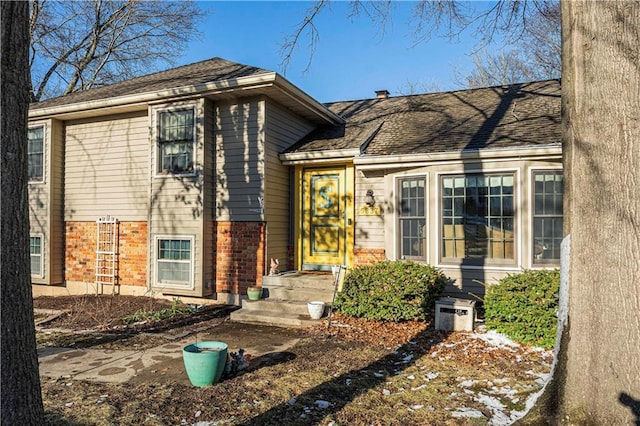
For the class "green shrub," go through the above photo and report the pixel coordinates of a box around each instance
[484,269,560,349]
[334,260,449,322]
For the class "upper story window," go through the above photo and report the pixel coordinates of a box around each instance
[533,171,563,264]
[441,173,515,264]
[28,126,44,182]
[30,235,42,277]
[399,177,426,260]
[158,109,195,174]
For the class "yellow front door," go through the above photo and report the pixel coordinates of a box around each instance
[301,166,352,270]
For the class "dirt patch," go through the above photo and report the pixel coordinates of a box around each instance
[35,295,553,425]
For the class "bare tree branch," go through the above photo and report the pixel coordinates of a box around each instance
[279,0,328,74]
[29,0,205,101]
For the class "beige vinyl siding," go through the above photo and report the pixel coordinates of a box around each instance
[49,119,65,284]
[214,98,265,221]
[65,111,149,221]
[28,120,50,283]
[149,100,205,295]
[355,169,386,249]
[265,100,315,264]
[202,99,215,294]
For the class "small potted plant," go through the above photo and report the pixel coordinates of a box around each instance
[246,286,262,301]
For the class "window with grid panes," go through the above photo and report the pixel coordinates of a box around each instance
[28,126,44,182]
[30,236,42,276]
[399,177,426,260]
[533,171,563,264]
[156,238,192,286]
[158,109,194,174]
[441,174,515,263]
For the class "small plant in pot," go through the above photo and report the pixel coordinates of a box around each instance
[246,286,262,301]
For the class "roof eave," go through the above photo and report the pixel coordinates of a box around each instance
[353,144,562,170]
[280,148,361,165]
[28,72,344,125]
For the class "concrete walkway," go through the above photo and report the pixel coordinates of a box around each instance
[38,321,302,385]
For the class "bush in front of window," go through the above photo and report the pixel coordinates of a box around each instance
[334,260,449,322]
[484,269,560,349]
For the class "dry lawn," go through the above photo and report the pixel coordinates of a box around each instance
[35,295,553,425]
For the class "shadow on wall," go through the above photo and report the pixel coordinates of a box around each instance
[619,393,640,425]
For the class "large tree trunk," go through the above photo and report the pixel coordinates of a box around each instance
[560,1,640,423]
[0,1,45,424]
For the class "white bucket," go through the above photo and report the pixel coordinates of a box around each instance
[307,301,325,320]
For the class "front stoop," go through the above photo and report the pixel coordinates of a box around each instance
[229,271,336,328]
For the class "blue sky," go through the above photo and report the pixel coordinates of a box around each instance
[181,1,501,103]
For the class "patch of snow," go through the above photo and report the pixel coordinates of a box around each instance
[407,374,416,380]
[451,408,484,418]
[382,389,391,396]
[345,378,352,386]
[476,393,506,411]
[425,372,439,380]
[459,379,478,388]
[411,384,427,391]
[409,404,424,411]
[471,330,520,350]
[286,398,296,406]
[373,372,385,378]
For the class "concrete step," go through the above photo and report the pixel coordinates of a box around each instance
[231,271,337,328]
[263,286,335,303]
[240,299,330,316]
[229,309,327,328]
[263,272,335,290]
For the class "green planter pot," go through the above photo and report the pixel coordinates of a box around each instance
[247,286,262,301]
[182,341,228,387]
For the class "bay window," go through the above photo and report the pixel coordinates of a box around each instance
[441,173,515,263]
[532,171,563,264]
[399,177,426,260]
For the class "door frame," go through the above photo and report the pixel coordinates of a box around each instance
[294,163,354,270]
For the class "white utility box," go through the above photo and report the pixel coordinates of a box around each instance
[435,297,476,331]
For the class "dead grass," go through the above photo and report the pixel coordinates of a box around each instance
[35,296,553,425]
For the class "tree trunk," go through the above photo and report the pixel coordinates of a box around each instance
[560,0,640,422]
[0,1,45,424]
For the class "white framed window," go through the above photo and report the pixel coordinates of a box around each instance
[398,177,427,260]
[28,126,44,182]
[157,108,195,174]
[154,236,194,289]
[441,173,516,265]
[532,170,563,265]
[30,235,43,277]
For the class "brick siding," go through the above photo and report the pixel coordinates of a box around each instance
[353,247,386,266]
[214,221,265,295]
[65,221,147,287]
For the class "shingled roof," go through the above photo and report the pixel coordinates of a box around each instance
[31,57,270,110]
[287,79,561,156]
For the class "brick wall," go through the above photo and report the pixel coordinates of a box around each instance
[214,221,265,295]
[353,247,386,266]
[65,221,147,287]
[118,222,147,286]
